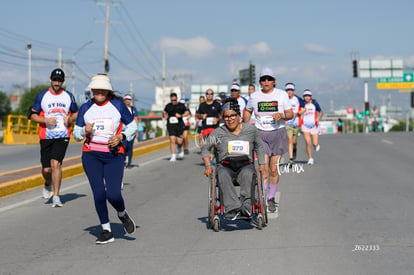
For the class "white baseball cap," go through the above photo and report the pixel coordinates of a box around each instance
[303,89,312,96]
[88,74,113,91]
[123,95,132,100]
[260,67,275,79]
[285,83,295,91]
[230,83,240,91]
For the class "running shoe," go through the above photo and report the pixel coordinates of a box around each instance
[177,150,184,159]
[307,158,314,165]
[184,149,190,155]
[52,195,63,207]
[42,183,52,199]
[118,211,136,234]
[224,209,240,220]
[315,144,320,152]
[96,230,114,245]
[288,159,295,169]
[169,155,176,162]
[267,198,277,213]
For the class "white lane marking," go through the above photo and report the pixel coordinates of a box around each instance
[0,153,173,214]
[381,139,393,145]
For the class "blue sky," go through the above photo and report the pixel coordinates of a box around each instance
[1,0,413,113]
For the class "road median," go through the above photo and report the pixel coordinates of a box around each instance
[0,137,169,198]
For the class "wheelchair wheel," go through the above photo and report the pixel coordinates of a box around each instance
[208,175,212,228]
[213,216,220,232]
[257,214,264,230]
[208,173,216,229]
[256,170,268,227]
[209,169,222,230]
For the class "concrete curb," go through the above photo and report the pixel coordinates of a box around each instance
[0,139,170,198]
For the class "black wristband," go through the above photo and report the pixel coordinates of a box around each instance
[122,133,126,140]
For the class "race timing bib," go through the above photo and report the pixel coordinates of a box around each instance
[91,118,114,140]
[206,117,215,126]
[259,115,276,129]
[169,116,179,124]
[228,140,249,155]
[48,115,65,132]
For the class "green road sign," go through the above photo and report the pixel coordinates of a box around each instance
[377,73,414,89]
[377,73,413,83]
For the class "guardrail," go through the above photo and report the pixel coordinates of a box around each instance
[3,115,40,144]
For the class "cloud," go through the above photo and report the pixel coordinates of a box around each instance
[406,55,414,67]
[226,41,271,57]
[226,43,247,55]
[160,36,215,58]
[249,42,271,56]
[303,43,334,55]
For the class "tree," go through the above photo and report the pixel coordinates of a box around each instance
[0,91,12,117]
[15,85,49,115]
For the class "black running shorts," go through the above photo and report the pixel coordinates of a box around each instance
[167,124,184,138]
[40,138,70,167]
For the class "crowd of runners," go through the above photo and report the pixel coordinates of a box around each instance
[29,66,322,243]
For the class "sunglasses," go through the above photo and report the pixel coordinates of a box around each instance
[223,114,238,120]
[260,76,275,82]
[206,93,214,95]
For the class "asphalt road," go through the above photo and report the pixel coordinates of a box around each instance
[1,132,414,275]
[0,142,84,174]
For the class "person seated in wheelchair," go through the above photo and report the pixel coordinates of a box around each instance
[202,98,266,220]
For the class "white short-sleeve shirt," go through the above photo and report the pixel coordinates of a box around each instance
[245,88,291,131]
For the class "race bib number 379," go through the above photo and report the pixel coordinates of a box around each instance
[228,140,249,155]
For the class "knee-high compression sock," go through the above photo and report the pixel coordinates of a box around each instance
[268,184,277,200]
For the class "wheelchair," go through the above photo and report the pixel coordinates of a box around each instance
[207,164,268,232]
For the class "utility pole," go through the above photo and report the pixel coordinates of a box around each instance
[129,82,134,106]
[96,1,120,74]
[173,74,192,99]
[58,48,62,68]
[27,43,31,92]
[161,51,166,136]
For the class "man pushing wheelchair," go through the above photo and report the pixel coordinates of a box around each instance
[202,98,266,220]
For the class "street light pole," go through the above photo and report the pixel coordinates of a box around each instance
[72,40,93,102]
[27,43,32,92]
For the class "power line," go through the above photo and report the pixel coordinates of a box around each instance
[108,51,160,85]
[116,6,162,71]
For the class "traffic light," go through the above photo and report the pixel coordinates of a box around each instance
[352,60,358,78]
[249,64,256,84]
[364,102,370,116]
[104,59,110,73]
[411,91,414,108]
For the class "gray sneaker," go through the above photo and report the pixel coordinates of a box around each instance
[42,184,52,199]
[52,196,63,208]
[267,198,278,213]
